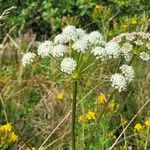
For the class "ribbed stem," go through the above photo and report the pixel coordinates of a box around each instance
[72,80,77,150]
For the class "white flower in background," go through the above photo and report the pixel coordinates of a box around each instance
[88,31,105,46]
[37,41,53,58]
[91,46,106,59]
[62,25,77,42]
[110,73,127,92]
[139,52,150,61]
[73,39,88,53]
[22,52,36,66]
[120,65,134,83]
[60,57,77,74]
[146,43,150,49]
[134,39,144,46]
[111,36,122,43]
[105,42,121,58]
[125,34,135,41]
[138,32,150,39]
[51,45,67,57]
[121,43,133,53]
[54,34,68,44]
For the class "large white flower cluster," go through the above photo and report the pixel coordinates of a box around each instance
[110,64,134,92]
[22,52,36,66]
[60,57,77,74]
[22,25,130,77]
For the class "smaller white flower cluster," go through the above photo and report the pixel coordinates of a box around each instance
[37,41,53,58]
[51,45,67,57]
[139,52,150,61]
[110,74,127,92]
[91,41,121,59]
[60,57,77,74]
[54,25,86,44]
[119,65,134,83]
[121,43,133,62]
[22,52,36,66]
[110,64,134,92]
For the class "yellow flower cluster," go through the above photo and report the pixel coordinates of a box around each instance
[134,120,150,132]
[134,123,143,132]
[97,93,119,112]
[78,111,96,123]
[0,123,18,143]
[56,92,64,101]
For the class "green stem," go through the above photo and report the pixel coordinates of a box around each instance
[72,80,78,150]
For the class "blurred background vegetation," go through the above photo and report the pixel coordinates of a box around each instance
[0,0,150,41]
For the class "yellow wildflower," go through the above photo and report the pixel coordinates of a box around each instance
[86,111,96,120]
[0,123,12,132]
[134,123,143,132]
[10,132,18,142]
[131,17,137,25]
[97,93,106,105]
[144,120,150,127]
[56,92,64,101]
[78,115,86,123]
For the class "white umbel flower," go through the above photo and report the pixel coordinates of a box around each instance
[139,52,150,61]
[62,25,77,42]
[37,41,53,58]
[51,45,67,57]
[105,42,121,58]
[88,31,105,46]
[110,73,127,92]
[60,57,77,74]
[22,52,36,66]
[76,28,86,39]
[91,46,106,59]
[54,34,68,44]
[72,39,88,53]
[120,65,134,83]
